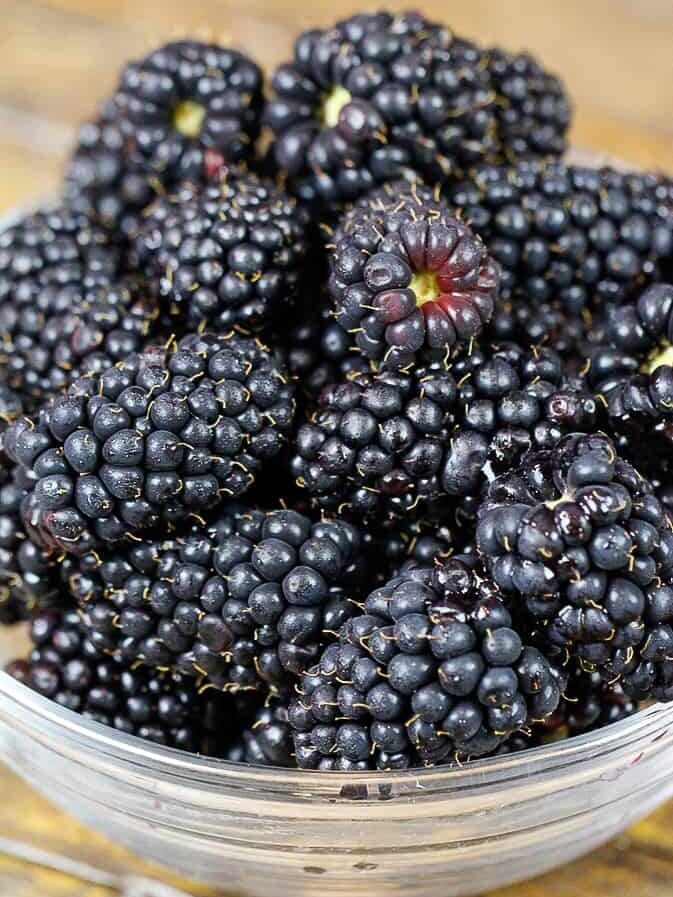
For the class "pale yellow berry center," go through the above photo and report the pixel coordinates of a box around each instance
[321,85,352,127]
[647,343,673,373]
[173,100,207,138]
[410,270,440,307]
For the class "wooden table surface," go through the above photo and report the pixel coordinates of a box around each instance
[1,1,673,895]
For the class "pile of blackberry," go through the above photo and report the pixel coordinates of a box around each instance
[3,16,673,769]
[8,607,238,754]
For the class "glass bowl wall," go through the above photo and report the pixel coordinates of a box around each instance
[2,632,673,897]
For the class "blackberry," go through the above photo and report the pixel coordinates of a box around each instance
[593,372,673,483]
[586,284,673,482]
[0,387,58,625]
[265,12,569,211]
[292,341,596,521]
[10,279,157,406]
[484,49,570,161]
[543,670,637,737]
[272,295,372,405]
[619,645,673,703]
[291,364,459,518]
[7,607,233,754]
[486,296,589,362]
[68,507,365,692]
[132,172,311,333]
[446,341,597,500]
[447,160,673,315]
[588,283,673,371]
[0,465,59,624]
[6,332,295,556]
[0,206,156,407]
[226,700,295,767]
[67,41,263,230]
[365,515,455,579]
[65,105,155,237]
[477,432,673,687]
[328,181,500,368]
[289,556,562,770]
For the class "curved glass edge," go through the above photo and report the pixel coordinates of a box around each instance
[3,667,673,796]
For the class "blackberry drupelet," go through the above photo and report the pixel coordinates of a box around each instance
[265,12,570,211]
[226,700,295,766]
[6,332,295,556]
[7,607,233,754]
[0,206,150,407]
[67,41,263,232]
[447,160,673,315]
[328,181,500,368]
[68,507,365,691]
[132,172,311,333]
[477,432,673,687]
[291,364,459,518]
[289,556,562,770]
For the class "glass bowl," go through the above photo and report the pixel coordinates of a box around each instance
[2,630,673,897]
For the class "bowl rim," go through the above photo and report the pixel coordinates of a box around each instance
[2,662,672,795]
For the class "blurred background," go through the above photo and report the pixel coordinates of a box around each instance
[1,0,672,212]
